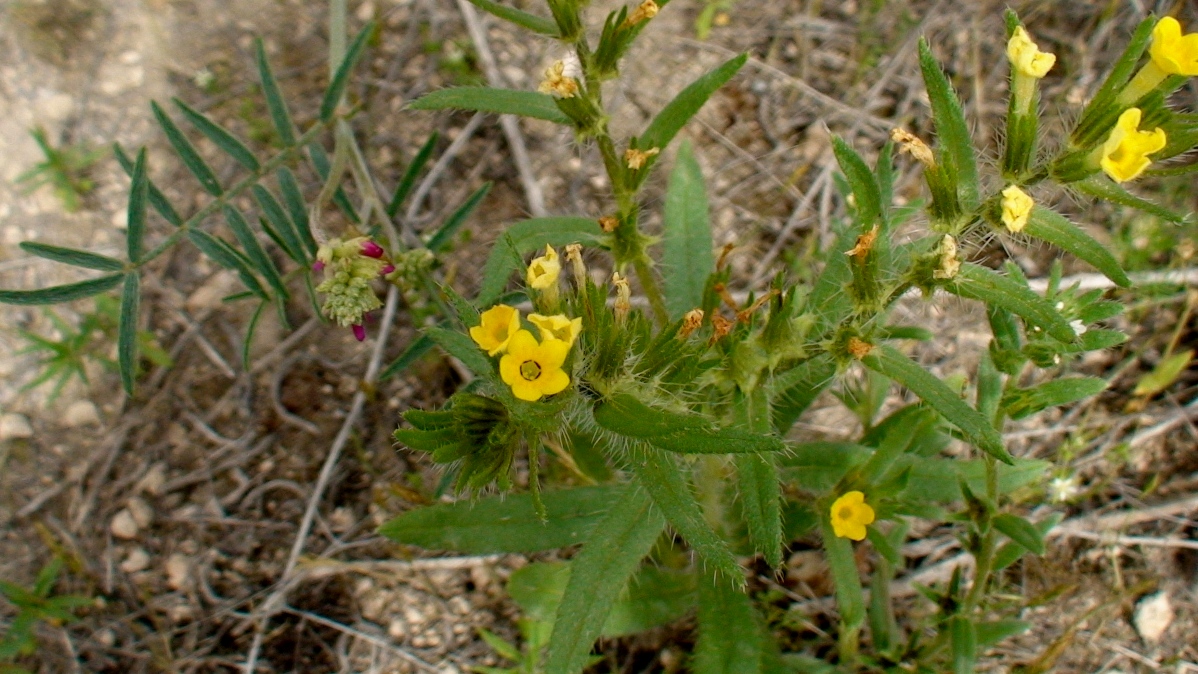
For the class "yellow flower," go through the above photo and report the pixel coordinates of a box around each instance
[527,246,561,291]
[499,330,571,401]
[1100,108,1166,183]
[538,61,579,99]
[1006,27,1055,79]
[469,304,521,356]
[830,491,875,541]
[624,147,660,170]
[1001,185,1034,233]
[528,313,582,347]
[1150,16,1198,76]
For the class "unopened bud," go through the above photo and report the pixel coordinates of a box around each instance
[312,260,326,273]
[352,324,366,342]
[680,309,704,337]
[360,240,385,258]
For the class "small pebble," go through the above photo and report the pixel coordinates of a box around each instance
[62,400,101,427]
[0,413,33,440]
[135,463,167,496]
[1134,591,1174,643]
[94,628,116,648]
[120,547,150,573]
[126,497,153,528]
[388,619,406,639]
[110,510,139,539]
[165,554,191,591]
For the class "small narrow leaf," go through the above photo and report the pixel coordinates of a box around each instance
[114,144,182,227]
[307,143,360,223]
[821,515,865,629]
[950,616,977,674]
[466,0,558,35]
[118,272,140,395]
[1074,174,1186,223]
[1072,17,1156,147]
[695,571,765,674]
[187,230,268,299]
[734,388,781,568]
[126,148,149,262]
[477,217,603,305]
[320,22,375,122]
[252,185,308,264]
[950,263,1077,343]
[1133,349,1194,397]
[1002,377,1108,420]
[173,98,261,172]
[19,243,124,272]
[427,182,491,252]
[426,326,492,376]
[862,345,1011,463]
[0,274,125,306]
[918,39,979,209]
[276,167,317,255]
[151,101,223,196]
[831,136,884,230]
[993,513,1046,555]
[255,38,297,146]
[770,354,837,434]
[546,486,664,674]
[593,394,786,455]
[640,54,748,153]
[662,140,714,320]
[975,619,1031,648]
[409,87,571,125]
[223,206,289,301]
[387,131,439,218]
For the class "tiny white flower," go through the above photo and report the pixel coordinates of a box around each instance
[1053,354,1062,365]
[1049,475,1080,503]
[1070,319,1088,336]
[1055,301,1065,310]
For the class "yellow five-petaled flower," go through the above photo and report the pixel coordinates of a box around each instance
[830,491,875,541]
[1150,16,1198,76]
[470,304,522,356]
[499,330,571,401]
[1100,108,1167,183]
[1001,185,1034,233]
[1007,26,1056,79]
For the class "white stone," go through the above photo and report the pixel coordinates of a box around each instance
[0,413,34,440]
[1134,591,1173,643]
[165,554,191,590]
[120,547,151,573]
[135,463,167,496]
[63,400,101,427]
[110,509,139,539]
[387,619,406,639]
[127,496,153,528]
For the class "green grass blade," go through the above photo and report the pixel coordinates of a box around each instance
[126,148,149,262]
[114,144,181,226]
[173,98,261,172]
[255,38,297,146]
[641,54,748,153]
[546,485,664,674]
[426,182,491,252]
[151,101,223,196]
[950,263,1076,343]
[662,140,714,320]
[252,185,308,264]
[477,217,603,305]
[1025,206,1130,287]
[694,571,765,674]
[466,0,558,35]
[187,229,268,299]
[19,243,124,272]
[276,167,316,255]
[222,206,288,301]
[378,485,620,553]
[0,274,124,306]
[862,345,1011,464]
[242,300,268,371]
[409,87,571,125]
[118,272,140,395]
[320,22,375,122]
[917,39,978,210]
[387,131,439,218]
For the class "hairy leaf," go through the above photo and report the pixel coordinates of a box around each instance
[662,140,714,319]
[0,274,124,306]
[410,87,571,124]
[19,243,124,272]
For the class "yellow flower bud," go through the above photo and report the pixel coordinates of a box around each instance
[1100,108,1166,183]
[1149,16,1198,76]
[1000,185,1034,233]
[527,245,561,289]
[830,491,875,541]
[1006,27,1056,79]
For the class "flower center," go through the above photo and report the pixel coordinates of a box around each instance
[519,360,542,381]
[839,506,854,521]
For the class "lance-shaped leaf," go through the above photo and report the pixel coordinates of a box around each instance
[426,325,493,376]
[477,217,604,305]
[255,38,297,146]
[114,144,182,227]
[0,274,124,306]
[151,101,223,196]
[949,263,1077,343]
[252,185,308,264]
[379,486,619,553]
[629,445,742,582]
[593,393,786,455]
[223,206,288,301]
[918,39,978,210]
[546,486,664,674]
[831,136,884,230]
[695,570,766,674]
[992,513,1046,555]
[1002,377,1107,420]
[640,54,748,154]
[976,619,1032,648]
[1024,206,1130,287]
[427,182,492,252]
[770,353,837,434]
[174,98,260,172]
[733,388,781,568]
[276,167,317,255]
[19,243,124,272]
[662,140,714,320]
[466,0,558,36]
[951,616,978,674]
[387,131,439,218]
[409,87,571,125]
[1071,17,1155,147]
[862,345,1011,463]
[126,148,149,262]
[308,143,359,223]
[1073,174,1185,223]
[118,272,140,394]
[320,22,375,121]
[187,229,268,299]
[242,300,268,370]
[820,513,865,629]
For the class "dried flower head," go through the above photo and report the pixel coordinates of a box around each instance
[1001,185,1034,233]
[846,337,874,359]
[624,147,660,170]
[934,234,960,280]
[538,60,580,99]
[845,226,879,260]
[621,0,659,28]
[890,128,935,167]
[680,308,705,337]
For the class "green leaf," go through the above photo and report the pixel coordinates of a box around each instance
[662,140,714,320]
[1024,206,1130,287]
[387,131,439,218]
[320,22,374,122]
[734,388,781,568]
[379,333,435,381]
[899,456,1049,503]
[1073,174,1186,223]
[976,350,1003,426]
[993,513,1046,555]
[975,619,1031,648]
[118,272,140,394]
[426,325,492,376]
[19,243,124,272]
[820,516,865,629]
[255,38,297,146]
[918,39,978,210]
[173,98,260,172]
[1133,349,1193,397]
[378,486,619,553]
[0,273,124,306]
[592,393,786,454]
[427,182,491,252]
[640,54,748,154]
[859,407,937,485]
[252,185,308,264]
[950,263,1076,343]
[770,354,837,434]
[994,513,1060,570]
[151,101,222,196]
[125,148,148,262]
[223,206,288,301]
[950,616,977,674]
[862,345,1011,464]
[242,300,268,371]
[1071,17,1155,147]
[778,442,872,493]
[1002,377,1107,420]
[831,136,884,230]
[695,571,765,674]
[409,87,571,125]
[466,0,558,36]
[186,229,268,299]
[629,446,742,582]
[114,144,182,227]
[276,167,317,256]
[546,486,664,674]
[477,217,603,305]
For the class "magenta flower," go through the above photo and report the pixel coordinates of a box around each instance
[352,324,366,342]
[360,240,385,259]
